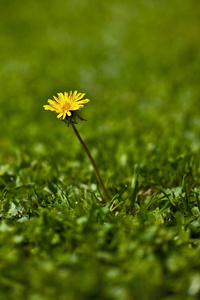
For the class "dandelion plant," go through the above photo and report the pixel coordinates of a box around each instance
[44,91,110,202]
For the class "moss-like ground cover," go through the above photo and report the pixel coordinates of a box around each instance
[0,0,200,299]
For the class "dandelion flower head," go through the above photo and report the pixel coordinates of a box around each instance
[43,91,90,119]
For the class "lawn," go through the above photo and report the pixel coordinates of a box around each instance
[0,0,200,299]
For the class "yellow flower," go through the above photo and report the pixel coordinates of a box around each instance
[43,91,90,119]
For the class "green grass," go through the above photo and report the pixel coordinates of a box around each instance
[0,0,200,299]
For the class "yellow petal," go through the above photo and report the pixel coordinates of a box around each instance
[57,113,63,118]
[67,111,71,116]
[53,96,60,103]
[76,93,82,98]
[57,93,65,103]
[64,91,68,98]
[75,93,85,101]
[47,101,61,111]
[78,99,90,104]
[73,91,78,96]
[43,105,55,111]
[48,100,59,106]
[57,93,63,98]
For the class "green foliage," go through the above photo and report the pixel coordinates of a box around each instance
[0,0,200,299]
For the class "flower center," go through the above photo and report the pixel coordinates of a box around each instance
[62,102,71,111]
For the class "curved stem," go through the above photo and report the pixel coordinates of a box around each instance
[71,123,110,202]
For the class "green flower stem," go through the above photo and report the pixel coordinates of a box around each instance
[71,122,110,202]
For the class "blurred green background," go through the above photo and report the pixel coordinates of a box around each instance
[1,1,200,299]
[1,0,200,170]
